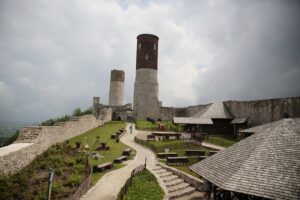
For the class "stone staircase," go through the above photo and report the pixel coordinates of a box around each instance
[152,165,202,200]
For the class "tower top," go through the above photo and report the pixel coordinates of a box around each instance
[137,34,159,40]
[136,33,159,70]
[110,69,125,82]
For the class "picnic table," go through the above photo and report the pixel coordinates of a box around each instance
[111,134,118,139]
[157,152,178,159]
[152,132,182,140]
[147,134,155,141]
[93,162,113,172]
[185,150,206,156]
[113,156,128,163]
[123,148,132,156]
[167,156,189,163]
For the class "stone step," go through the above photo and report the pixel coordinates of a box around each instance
[156,169,168,174]
[167,182,190,193]
[165,178,185,187]
[162,175,179,182]
[174,191,204,200]
[158,171,173,178]
[168,186,196,200]
[152,166,163,171]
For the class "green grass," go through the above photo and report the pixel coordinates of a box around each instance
[119,170,164,200]
[135,138,209,177]
[171,166,201,178]
[136,138,208,156]
[135,120,182,132]
[204,134,237,147]
[68,121,135,185]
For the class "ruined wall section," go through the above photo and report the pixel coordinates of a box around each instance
[160,104,209,120]
[159,97,300,127]
[224,97,300,127]
[0,114,112,175]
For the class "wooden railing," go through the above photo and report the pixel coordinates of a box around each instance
[65,158,91,200]
[118,164,146,200]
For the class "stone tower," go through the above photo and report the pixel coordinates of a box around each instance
[133,34,160,119]
[109,69,125,106]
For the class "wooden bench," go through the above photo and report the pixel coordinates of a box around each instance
[208,150,219,156]
[167,156,189,163]
[111,134,118,139]
[114,156,128,163]
[147,134,155,141]
[123,148,132,156]
[93,162,113,173]
[115,131,121,136]
[157,152,178,159]
[185,150,206,156]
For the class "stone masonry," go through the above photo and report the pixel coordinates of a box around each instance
[0,114,112,175]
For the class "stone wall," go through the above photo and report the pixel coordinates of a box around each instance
[0,114,112,175]
[159,97,300,127]
[224,97,300,127]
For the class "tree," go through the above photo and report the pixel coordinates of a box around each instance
[73,108,82,117]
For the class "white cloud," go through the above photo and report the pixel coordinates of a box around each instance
[0,0,299,122]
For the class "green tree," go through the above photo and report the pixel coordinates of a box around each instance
[73,108,82,117]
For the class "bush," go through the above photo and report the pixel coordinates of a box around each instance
[52,182,65,194]
[67,173,82,187]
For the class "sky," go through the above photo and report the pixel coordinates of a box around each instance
[0,0,300,123]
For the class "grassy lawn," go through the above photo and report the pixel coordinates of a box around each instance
[172,166,201,178]
[135,138,208,178]
[204,134,237,147]
[145,139,208,155]
[0,121,135,199]
[135,120,182,131]
[119,169,164,200]
[68,121,135,185]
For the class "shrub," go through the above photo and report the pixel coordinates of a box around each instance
[52,182,65,194]
[66,173,82,187]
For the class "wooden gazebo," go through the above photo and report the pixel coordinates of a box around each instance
[190,118,300,200]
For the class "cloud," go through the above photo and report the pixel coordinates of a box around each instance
[0,0,299,123]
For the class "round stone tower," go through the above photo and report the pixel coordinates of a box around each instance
[109,69,125,106]
[133,34,160,120]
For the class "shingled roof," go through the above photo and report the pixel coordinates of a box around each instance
[173,117,213,124]
[190,118,300,199]
[192,102,233,119]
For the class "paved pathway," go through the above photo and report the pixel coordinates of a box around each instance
[82,123,162,200]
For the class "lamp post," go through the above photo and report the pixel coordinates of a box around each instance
[47,170,54,200]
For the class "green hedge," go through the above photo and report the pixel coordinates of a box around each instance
[204,135,236,147]
[118,170,164,200]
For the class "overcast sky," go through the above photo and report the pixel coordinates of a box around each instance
[0,0,300,123]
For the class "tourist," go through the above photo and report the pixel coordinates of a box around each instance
[203,179,212,200]
[130,124,132,134]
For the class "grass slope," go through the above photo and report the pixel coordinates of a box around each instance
[121,170,164,200]
[68,121,135,185]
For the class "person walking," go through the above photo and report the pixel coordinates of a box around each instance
[130,124,132,134]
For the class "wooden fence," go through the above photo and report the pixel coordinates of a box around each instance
[118,164,146,200]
